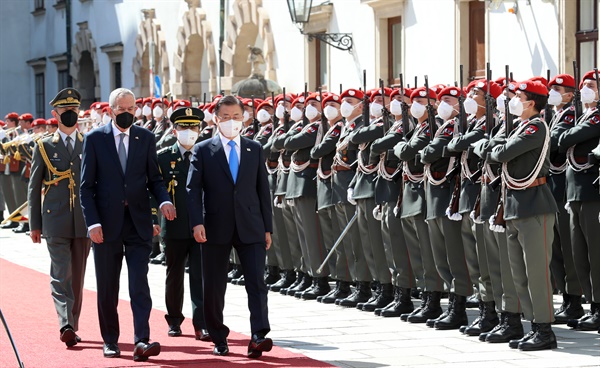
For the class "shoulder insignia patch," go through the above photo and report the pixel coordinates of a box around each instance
[590,115,600,125]
[307,125,317,133]
[396,125,403,134]
[563,114,575,124]
[525,125,539,135]
[331,128,340,137]
[442,126,454,136]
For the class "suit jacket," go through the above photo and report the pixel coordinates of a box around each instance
[80,123,170,242]
[186,134,273,245]
[28,132,87,238]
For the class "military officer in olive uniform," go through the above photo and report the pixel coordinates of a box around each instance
[157,106,209,341]
[28,88,91,347]
[490,80,558,351]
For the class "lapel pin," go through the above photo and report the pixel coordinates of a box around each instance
[246,148,251,151]
[53,153,58,158]
[135,136,139,140]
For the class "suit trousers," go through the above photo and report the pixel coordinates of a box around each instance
[427,216,471,297]
[0,179,5,213]
[460,214,482,297]
[569,200,600,303]
[93,208,153,344]
[201,229,270,345]
[506,215,555,323]
[271,192,293,270]
[334,203,368,282]
[164,237,205,330]
[319,205,351,282]
[382,202,415,288]
[402,214,437,291]
[292,197,328,278]
[47,237,91,331]
[550,202,581,295]
[0,173,16,213]
[282,199,303,272]
[356,198,391,283]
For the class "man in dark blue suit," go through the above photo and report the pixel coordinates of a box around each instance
[187,95,273,358]
[80,88,176,362]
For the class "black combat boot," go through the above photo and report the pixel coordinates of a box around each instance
[426,293,453,328]
[381,287,414,317]
[361,283,394,312]
[280,271,304,295]
[555,294,585,324]
[290,274,312,296]
[227,265,243,282]
[576,302,600,330]
[435,294,468,330]
[375,286,399,316]
[300,277,331,300]
[402,291,428,321]
[408,291,442,323]
[270,270,296,292]
[337,282,371,307]
[264,266,281,287]
[464,301,498,336]
[479,312,505,342]
[320,281,351,304]
[487,312,524,344]
[232,274,245,286]
[465,294,479,308]
[518,323,557,351]
[357,282,380,310]
[462,300,484,334]
[149,241,161,260]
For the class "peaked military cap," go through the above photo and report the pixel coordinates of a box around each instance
[169,106,204,126]
[50,88,81,107]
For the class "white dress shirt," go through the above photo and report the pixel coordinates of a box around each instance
[111,122,130,154]
[57,129,78,151]
[218,133,241,165]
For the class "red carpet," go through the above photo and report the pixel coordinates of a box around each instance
[0,259,333,367]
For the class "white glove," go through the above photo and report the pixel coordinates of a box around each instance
[347,188,356,206]
[286,199,295,207]
[372,205,383,221]
[273,196,283,209]
[0,130,5,140]
[393,206,400,218]
[23,134,33,144]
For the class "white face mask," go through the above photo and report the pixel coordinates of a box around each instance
[305,104,319,120]
[290,106,303,122]
[176,128,199,147]
[91,109,99,122]
[390,99,402,116]
[153,106,163,119]
[463,97,479,115]
[102,114,111,125]
[410,102,426,119]
[203,110,213,123]
[508,96,524,116]
[257,109,272,123]
[166,107,173,118]
[142,105,152,116]
[437,101,455,121]
[243,110,250,121]
[275,104,286,119]
[580,85,596,104]
[547,89,563,106]
[370,102,383,118]
[340,101,357,118]
[323,105,339,121]
[218,119,243,137]
[135,107,142,118]
[496,95,507,113]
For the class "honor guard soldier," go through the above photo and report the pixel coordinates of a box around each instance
[156,99,191,150]
[28,88,91,347]
[394,87,443,324]
[545,74,584,323]
[283,92,330,300]
[490,80,558,351]
[558,70,600,332]
[198,102,218,142]
[47,117,59,134]
[157,106,209,341]
[310,93,353,304]
[0,112,27,230]
[369,88,416,317]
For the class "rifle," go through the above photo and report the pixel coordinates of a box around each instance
[484,62,494,138]
[362,70,370,125]
[303,82,309,126]
[340,83,343,95]
[251,94,259,136]
[458,65,467,134]
[573,61,583,121]
[544,69,553,124]
[201,92,207,129]
[318,87,328,132]
[399,73,410,141]
[595,67,600,111]
[505,65,514,134]
[379,79,390,132]
[282,87,290,132]
[424,75,437,139]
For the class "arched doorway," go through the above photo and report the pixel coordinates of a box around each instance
[78,51,96,109]
[70,21,100,109]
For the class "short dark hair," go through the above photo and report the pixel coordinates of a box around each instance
[214,95,244,116]
[523,91,548,113]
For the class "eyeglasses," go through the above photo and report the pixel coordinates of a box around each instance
[114,106,136,114]
[216,114,243,121]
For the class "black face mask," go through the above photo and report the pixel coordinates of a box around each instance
[115,112,134,129]
[60,110,78,128]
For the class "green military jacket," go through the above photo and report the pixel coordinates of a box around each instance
[283,120,320,199]
[331,116,363,205]
[271,122,300,197]
[349,119,384,199]
[311,120,342,209]
[547,102,575,203]
[371,121,404,204]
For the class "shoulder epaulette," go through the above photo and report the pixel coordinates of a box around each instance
[157,147,170,155]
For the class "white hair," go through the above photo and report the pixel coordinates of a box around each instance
[109,88,135,108]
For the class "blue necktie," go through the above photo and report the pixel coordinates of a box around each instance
[118,133,127,173]
[228,140,238,183]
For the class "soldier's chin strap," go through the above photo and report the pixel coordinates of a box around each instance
[37,140,76,211]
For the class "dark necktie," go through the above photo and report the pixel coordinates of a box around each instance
[184,151,191,164]
[118,133,127,173]
[65,136,73,156]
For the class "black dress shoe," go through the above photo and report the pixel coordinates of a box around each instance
[150,252,165,265]
[103,343,121,358]
[60,326,77,347]
[247,334,273,358]
[213,341,229,356]
[75,335,81,343]
[168,325,182,337]
[0,221,18,229]
[12,223,29,233]
[195,329,211,341]
[133,341,161,362]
